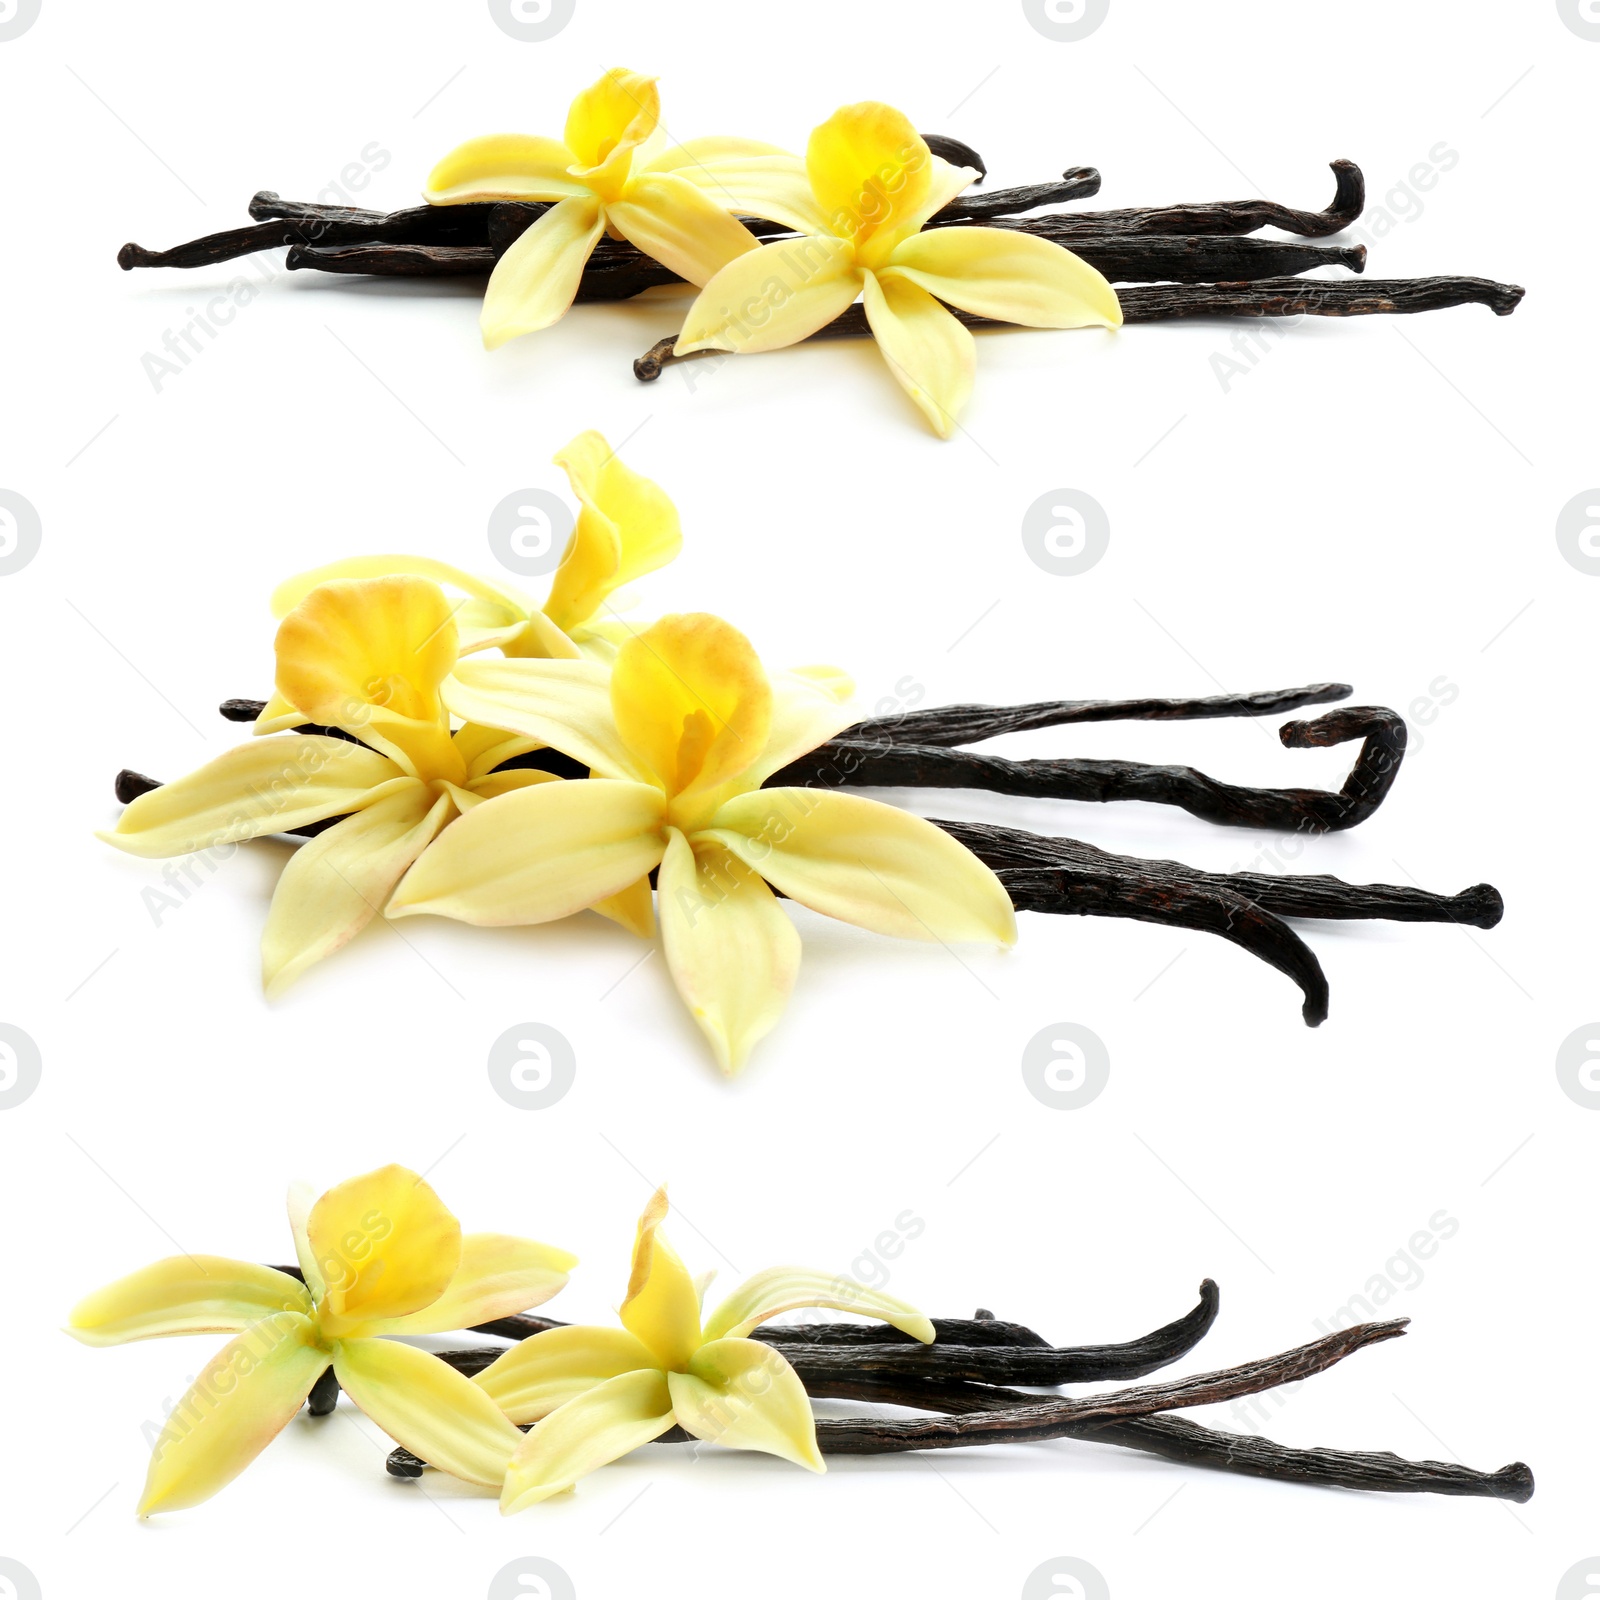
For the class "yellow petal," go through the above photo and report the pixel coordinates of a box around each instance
[270,556,531,626]
[465,767,565,802]
[481,195,605,348]
[545,429,683,637]
[658,830,799,1074]
[307,1164,462,1336]
[563,68,659,188]
[252,689,306,735]
[591,872,657,939]
[425,134,588,204]
[784,663,855,703]
[708,789,1018,945]
[362,1234,577,1337]
[647,138,827,234]
[100,737,407,858]
[805,101,933,257]
[475,1324,660,1423]
[610,614,773,801]
[444,657,649,781]
[138,1313,328,1515]
[899,155,983,235]
[387,778,666,926]
[68,1258,312,1346]
[861,271,975,438]
[886,226,1123,329]
[334,1336,523,1487]
[667,1338,823,1472]
[619,1187,703,1370]
[500,1369,674,1511]
[675,235,861,355]
[499,608,586,660]
[608,171,761,287]
[286,1182,324,1299]
[703,1267,935,1343]
[261,782,453,998]
[453,722,545,779]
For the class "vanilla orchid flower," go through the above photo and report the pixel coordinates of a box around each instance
[425,68,797,348]
[100,575,585,994]
[387,612,1018,1072]
[68,1165,571,1516]
[674,101,1124,436]
[480,1189,932,1510]
[257,431,682,725]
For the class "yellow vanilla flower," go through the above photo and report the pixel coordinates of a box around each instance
[481,1189,932,1510]
[426,68,795,348]
[259,430,682,703]
[68,1165,572,1516]
[387,612,1018,1071]
[675,101,1124,436]
[99,575,578,995]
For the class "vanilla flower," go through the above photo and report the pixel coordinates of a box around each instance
[68,1165,571,1515]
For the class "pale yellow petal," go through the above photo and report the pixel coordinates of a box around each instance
[464,767,565,802]
[454,723,545,779]
[425,134,588,203]
[667,1338,823,1472]
[481,195,605,348]
[704,1268,935,1343]
[563,68,659,181]
[861,270,975,438]
[805,101,933,255]
[610,614,772,800]
[500,1369,674,1511]
[363,1234,577,1337]
[252,690,306,735]
[261,782,452,997]
[886,226,1123,329]
[307,1164,462,1336]
[647,138,827,234]
[708,789,1018,945]
[68,1258,311,1346]
[619,1188,703,1371]
[138,1313,328,1515]
[286,1182,324,1299]
[591,872,657,939]
[659,830,798,1074]
[898,155,982,235]
[608,171,761,287]
[499,608,585,660]
[387,778,667,926]
[270,556,531,626]
[675,236,861,355]
[334,1336,523,1487]
[475,1324,660,1423]
[100,737,406,858]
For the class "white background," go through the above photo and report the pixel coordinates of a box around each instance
[1,2,1594,1596]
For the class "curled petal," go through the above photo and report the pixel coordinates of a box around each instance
[675,236,861,355]
[68,1257,311,1346]
[805,101,933,255]
[667,1338,823,1472]
[425,134,588,203]
[591,872,657,939]
[861,271,975,438]
[286,1182,324,1299]
[563,68,659,185]
[704,1267,935,1343]
[363,1234,577,1337]
[270,556,531,628]
[608,170,761,286]
[707,788,1018,945]
[481,195,605,348]
[475,1324,660,1423]
[619,1187,703,1371]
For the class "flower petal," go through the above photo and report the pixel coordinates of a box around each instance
[648,138,826,234]
[286,1182,324,1299]
[270,556,532,624]
[500,1369,674,1511]
[619,1188,703,1370]
[659,830,799,1074]
[100,737,406,858]
[334,1336,523,1487]
[805,101,933,255]
[704,1268,935,1343]
[425,134,588,203]
[886,226,1123,329]
[563,68,659,181]
[475,1324,660,1423]
[68,1258,312,1346]
[707,789,1018,945]
[481,195,605,348]
[138,1313,328,1515]
[861,270,975,438]
[260,781,452,997]
[609,614,772,801]
[307,1164,462,1336]
[387,778,666,926]
[363,1234,577,1337]
[608,171,761,286]
[667,1338,823,1472]
[591,872,657,939]
[675,236,861,355]
[463,767,565,802]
